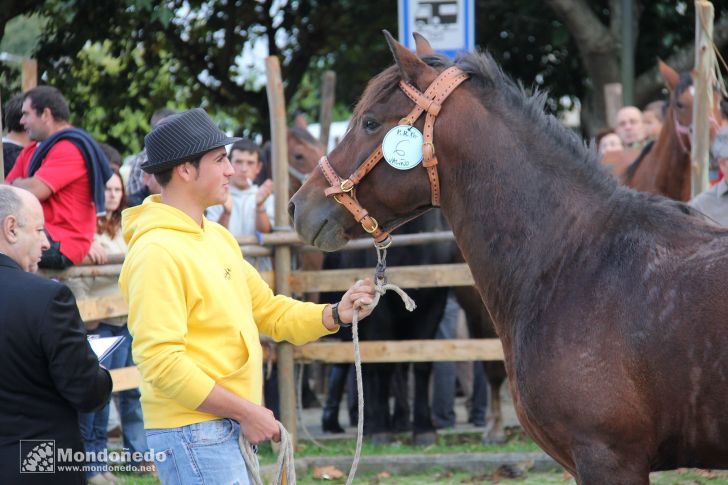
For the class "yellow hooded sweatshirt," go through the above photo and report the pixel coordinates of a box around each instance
[119,195,333,429]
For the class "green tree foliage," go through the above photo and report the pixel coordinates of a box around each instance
[0,14,45,96]
[475,0,728,134]
[27,0,394,150]
[2,0,727,149]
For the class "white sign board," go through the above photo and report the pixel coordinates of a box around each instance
[398,0,474,58]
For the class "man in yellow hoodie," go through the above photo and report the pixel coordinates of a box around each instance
[119,108,375,485]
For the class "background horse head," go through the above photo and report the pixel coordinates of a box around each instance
[258,123,325,197]
[623,60,723,201]
[291,31,728,483]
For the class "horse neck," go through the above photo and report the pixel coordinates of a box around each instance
[626,105,691,201]
[436,108,615,340]
[648,108,692,201]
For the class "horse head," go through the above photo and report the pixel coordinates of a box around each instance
[258,124,325,197]
[287,124,325,194]
[658,59,722,153]
[624,60,723,200]
[289,31,468,251]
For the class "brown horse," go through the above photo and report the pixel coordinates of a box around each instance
[289,32,728,484]
[259,123,327,297]
[258,125,326,196]
[621,61,722,201]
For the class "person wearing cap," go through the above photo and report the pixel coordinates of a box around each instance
[118,108,376,484]
[125,108,177,208]
[689,126,728,226]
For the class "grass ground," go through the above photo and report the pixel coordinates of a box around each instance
[111,468,728,484]
[109,430,728,484]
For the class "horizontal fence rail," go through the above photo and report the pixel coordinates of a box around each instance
[74,264,474,322]
[110,339,504,392]
[41,230,498,395]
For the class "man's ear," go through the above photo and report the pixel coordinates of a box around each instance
[3,215,19,242]
[175,162,197,182]
[41,107,54,123]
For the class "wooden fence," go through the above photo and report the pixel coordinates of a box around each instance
[50,230,505,435]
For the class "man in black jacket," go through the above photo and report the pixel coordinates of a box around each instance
[0,185,112,484]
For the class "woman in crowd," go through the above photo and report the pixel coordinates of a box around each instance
[79,166,149,484]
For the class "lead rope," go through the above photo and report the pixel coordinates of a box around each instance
[240,420,295,485]
[238,247,416,485]
[345,246,416,485]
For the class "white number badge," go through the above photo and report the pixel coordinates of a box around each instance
[382,125,424,170]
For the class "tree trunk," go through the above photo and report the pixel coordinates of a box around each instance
[545,0,622,136]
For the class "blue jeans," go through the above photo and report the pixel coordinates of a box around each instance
[78,399,110,477]
[146,419,254,485]
[79,324,148,477]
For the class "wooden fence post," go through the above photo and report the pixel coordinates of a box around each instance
[21,59,38,92]
[0,89,4,183]
[318,71,336,150]
[691,0,715,197]
[604,83,623,129]
[265,56,297,449]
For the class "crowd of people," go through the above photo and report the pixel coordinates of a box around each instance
[596,101,666,156]
[3,79,728,485]
[0,87,377,485]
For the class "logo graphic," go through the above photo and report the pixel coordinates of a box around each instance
[224,267,231,280]
[20,440,55,473]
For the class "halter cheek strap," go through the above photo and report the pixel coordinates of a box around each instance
[673,110,692,154]
[320,66,469,247]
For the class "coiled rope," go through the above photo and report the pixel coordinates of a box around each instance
[240,420,295,485]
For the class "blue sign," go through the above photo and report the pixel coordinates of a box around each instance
[398,0,475,58]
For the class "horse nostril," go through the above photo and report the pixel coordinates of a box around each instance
[287,200,296,221]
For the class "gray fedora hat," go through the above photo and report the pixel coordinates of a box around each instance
[142,108,241,174]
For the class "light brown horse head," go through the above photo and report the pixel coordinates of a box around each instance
[286,126,324,195]
[623,59,724,200]
[658,58,722,149]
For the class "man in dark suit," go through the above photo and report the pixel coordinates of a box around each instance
[0,185,112,484]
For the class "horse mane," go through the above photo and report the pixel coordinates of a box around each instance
[353,47,713,232]
[434,50,616,194]
[675,71,693,97]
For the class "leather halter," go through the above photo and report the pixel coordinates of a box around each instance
[673,109,692,154]
[319,66,469,248]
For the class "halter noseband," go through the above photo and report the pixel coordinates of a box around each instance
[319,66,469,248]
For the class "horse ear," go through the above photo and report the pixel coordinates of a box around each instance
[293,113,308,130]
[658,59,680,92]
[383,29,429,84]
[413,32,435,57]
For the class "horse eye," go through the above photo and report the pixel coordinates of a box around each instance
[294,153,304,161]
[363,118,380,133]
[675,101,684,110]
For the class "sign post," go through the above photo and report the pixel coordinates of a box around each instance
[398,0,474,57]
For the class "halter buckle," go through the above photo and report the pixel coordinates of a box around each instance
[340,179,354,193]
[423,141,435,157]
[399,117,414,125]
[362,217,379,234]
